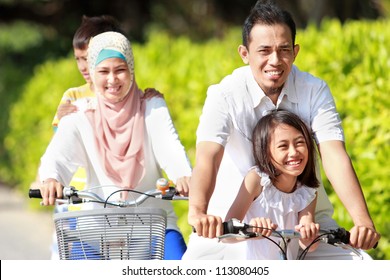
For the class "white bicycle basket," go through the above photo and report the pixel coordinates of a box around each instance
[54,207,167,260]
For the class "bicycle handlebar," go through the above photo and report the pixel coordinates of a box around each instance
[28,178,188,207]
[220,218,350,245]
[220,218,362,260]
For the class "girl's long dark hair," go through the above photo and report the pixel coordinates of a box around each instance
[252,109,319,188]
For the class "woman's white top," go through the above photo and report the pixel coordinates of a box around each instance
[39,97,192,231]
[244,168,317,260]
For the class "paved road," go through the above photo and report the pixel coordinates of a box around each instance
[0,184,53,260]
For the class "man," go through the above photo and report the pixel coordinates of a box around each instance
[183,0,380,260]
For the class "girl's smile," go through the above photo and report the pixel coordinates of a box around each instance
[270,123,308,191]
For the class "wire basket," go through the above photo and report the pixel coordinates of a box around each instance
[54,207,167,260]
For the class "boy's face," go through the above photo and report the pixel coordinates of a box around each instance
[74,48,91,84]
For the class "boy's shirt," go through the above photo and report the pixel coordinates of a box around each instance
[52,83,95,189]
[52,83,96,129]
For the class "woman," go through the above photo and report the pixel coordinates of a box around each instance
[37,31,192,259]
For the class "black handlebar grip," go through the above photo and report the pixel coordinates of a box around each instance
[192,220,238,234]
[29,189,42,199]
[336,228,379,249]
[223,220,239,234]
[72,196,83,204]
[341,228,350,244]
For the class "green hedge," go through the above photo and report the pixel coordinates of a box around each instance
[4,58,84,187]
[4,20,389,259]
[295,20,390,259]
[0,21,48,183]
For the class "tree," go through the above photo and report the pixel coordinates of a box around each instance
[0,0,385,42]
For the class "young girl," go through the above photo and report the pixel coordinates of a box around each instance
[225,109,320,259]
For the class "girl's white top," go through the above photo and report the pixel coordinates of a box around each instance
[244,167,317,260]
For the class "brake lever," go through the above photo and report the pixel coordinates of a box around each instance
[217,230,259,241]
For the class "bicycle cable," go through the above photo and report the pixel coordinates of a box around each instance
[103,189,156,208]
[244,225,289,260]
[298,232,328,260]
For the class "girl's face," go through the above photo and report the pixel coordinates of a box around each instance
[74,48,91,84]
[269,123,308,180]
[94,57,132,103]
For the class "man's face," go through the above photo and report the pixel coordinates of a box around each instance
[238,23,299,96]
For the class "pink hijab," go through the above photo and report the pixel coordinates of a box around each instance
[86,31,145,189]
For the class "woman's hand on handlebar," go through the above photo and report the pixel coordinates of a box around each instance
[175,176,191,197]
[37,178,63,206]
[190,213,224,238]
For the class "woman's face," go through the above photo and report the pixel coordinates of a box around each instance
[94,57,132,103]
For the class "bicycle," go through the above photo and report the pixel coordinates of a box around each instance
[29,178,187,260]
[218,218,374,260]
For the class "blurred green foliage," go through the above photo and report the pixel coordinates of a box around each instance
[4,58,84,187]
[0,19,389,259]
[0,21,43,51]
[0,21,45,183]
[0,20,67,183]
[295,19,390,260]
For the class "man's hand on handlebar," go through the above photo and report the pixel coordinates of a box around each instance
[349,224,381,250]
[190,213,224,238]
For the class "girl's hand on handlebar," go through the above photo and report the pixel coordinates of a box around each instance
[39,178,63,206]
[249,217,277,237]
[349,225,381,250]
[295,222,320,252]
[175,176,191,197]
[295,222,319,240]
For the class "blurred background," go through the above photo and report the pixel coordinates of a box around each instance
[0,0,389,260]
[1,0,388,42]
